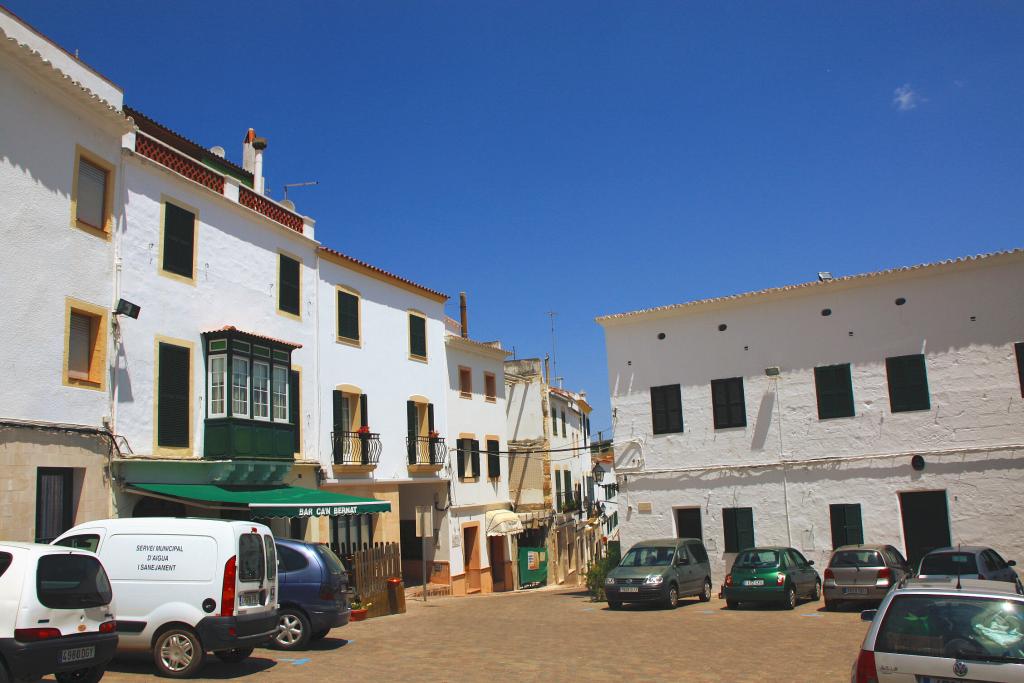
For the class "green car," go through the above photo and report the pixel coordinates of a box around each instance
[723,547,821,610]
[604,538,713,609]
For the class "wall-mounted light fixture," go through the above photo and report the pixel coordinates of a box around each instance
[765,366,781,377]
[113,298,141,319]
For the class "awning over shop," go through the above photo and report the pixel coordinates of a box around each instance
[485,509,525,536]
[129,483,391,517]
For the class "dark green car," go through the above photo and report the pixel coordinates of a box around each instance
[604,538,713,609]
[723,547,821,610]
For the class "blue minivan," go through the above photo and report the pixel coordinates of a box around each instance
[272,539,351,650]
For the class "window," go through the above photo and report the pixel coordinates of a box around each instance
[561,410,566,437]
[54,534,100,553]
[815,364,855,419]
[409,312,427,359]
[457,438,480,479]
[208,355,227,417]
[829,503,864,548]
[722,507,754,553]
[63,301,106,390]
[711,377,747,429]
[1015,342,1023,397]
[72,148,113,234]
[552,408,558,433]
[238,534,265,582]
[252,361,270,419]
[36,554,111,610]
[157,342,191,448]
[277,544,309,573]
[161,201,196,280]
[886,354,930,412]
[484,372,497,402]
[231,358,250,418]
[290,369,301,453]
[487,439,500,480]
[272,365,289,421]
[459,367,472,398]
[336,288,360,343]
[650,384,684,434]
[35,468,73,543]
[554,467,562,508]
[278,254,301,317]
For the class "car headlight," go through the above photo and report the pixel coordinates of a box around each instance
[605,576,616,585]
[644,575,664,586]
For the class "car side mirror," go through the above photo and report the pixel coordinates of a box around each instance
[1009,560,1017,567]
[861,609,877,622]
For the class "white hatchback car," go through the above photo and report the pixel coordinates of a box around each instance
[0,542,118,683]
[854,579,1024,682]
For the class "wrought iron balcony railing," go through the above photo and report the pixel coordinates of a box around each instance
[332,431,382,466]
[406,435,447,466]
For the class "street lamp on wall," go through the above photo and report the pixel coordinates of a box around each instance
[592,462,606,484]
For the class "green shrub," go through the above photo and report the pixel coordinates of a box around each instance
[585,555,619,602]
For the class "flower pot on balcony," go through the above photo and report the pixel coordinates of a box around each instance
[350,608,368,621]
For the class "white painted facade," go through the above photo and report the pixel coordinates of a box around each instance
[598,251,1024,580]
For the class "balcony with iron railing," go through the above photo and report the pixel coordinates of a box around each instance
[332,430,382,472]
[407,435,447,474]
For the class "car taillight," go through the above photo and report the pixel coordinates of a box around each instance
[320,585,335,601]
[853,649,878,683]
[824,567,834,580]
[777,572,786,585]
[725,574,733,587]
[875,567,892,588]
[99,620,116,634]
[14,627,62,642]
[221,555,237,617]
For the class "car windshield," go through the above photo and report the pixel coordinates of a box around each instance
[830,550,883,568]
[734,550,780,568]
[36,554,112,609]
[620,547,674,567]
[876,594,1024,664]
[920,552,978,575]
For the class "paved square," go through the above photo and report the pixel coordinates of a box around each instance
[94,589,870,682]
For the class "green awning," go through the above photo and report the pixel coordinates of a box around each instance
[129,483,391,517]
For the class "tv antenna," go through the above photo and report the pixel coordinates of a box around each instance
[547,311,558,383]
[283,181,319,201]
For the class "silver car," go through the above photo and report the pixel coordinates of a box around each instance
[853,579,1024,682]
[825,544,911,610]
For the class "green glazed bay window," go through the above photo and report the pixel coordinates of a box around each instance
[202,329,300,461]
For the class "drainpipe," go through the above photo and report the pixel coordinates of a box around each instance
[459,292,468,338]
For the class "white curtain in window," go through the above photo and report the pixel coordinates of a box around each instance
[272,366,289,420]
[68,312,91,378]
[208,356,226,417]
[253,362,270,419]
[232,358,249,418]
[77,159,106,228]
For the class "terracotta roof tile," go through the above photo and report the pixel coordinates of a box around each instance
[318,246,448,302]
[203,326,302,350]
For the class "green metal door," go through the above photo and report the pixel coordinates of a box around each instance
[517,546,547,589]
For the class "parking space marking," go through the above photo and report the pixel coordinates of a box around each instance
[278,657,312,665]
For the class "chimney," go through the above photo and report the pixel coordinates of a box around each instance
[459,292,468,339]
[242,129,268,195]
[543,354,550,385]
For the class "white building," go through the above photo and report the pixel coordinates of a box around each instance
[597,250,1024,580]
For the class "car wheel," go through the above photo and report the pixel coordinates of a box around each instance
[0,661,9,683]
[311,628,331,642]
[726,599,739,609]
[55,667,105,683]
[153,627,204,678]
[811,579,822,601]
[274,608,312,651]
[824,595,837,611]
[665,583,679,609]
[784,586,797,610]
[214,648,253,663]
[607,600,621,610]
[699,578,712,602]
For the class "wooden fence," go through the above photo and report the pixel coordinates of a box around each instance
[350,542,402,619]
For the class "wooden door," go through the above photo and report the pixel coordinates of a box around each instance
[464,525,481,593]
[489,536,506,592]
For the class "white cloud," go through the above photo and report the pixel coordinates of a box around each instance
[893,84,925,111]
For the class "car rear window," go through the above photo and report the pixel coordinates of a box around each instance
[830,550,884,568]
[734,550,779,568]
[37,554,112,609]
[238,533,265,583]
[876,594,1024,662]
[0,552,11,578]
[314,544,347,576]
[920,553,979,575]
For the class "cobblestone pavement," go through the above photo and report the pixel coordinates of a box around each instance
[92,588,870,682]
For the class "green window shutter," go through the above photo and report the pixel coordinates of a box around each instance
[712,378,746,429]
[456,439,467,479]
[162,203,195,278]
[332,390,345,431]
[427,403,435,433]
[289,370,300,452]
[409,314,426,358]
[736,507,754,551]
[487,439,500,479]
[886,354,930,412]
[407,400,418,464]
[157,342,190,447]
[471,440,481,478]
[830,504,863,548]
[564,470,572,507]
[815,364,855,420]
[359,394,368,427]
[651,384,683,434]
[1015,342,1023,397]
[278,255,300,316]
[337,291,359,340]
[554,468,562,507]
[845,504,864,545]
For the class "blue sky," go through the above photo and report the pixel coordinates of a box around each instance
[11,1,1023,434]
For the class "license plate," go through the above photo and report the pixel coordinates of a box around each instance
[843,588,868,595]
[60,646,95,664]
[921,678,972,683]
[239,591,261,607]
[620,586,639,592]
[743,580,764,586]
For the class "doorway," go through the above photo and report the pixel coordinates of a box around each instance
[675,507,703,540]
[899,490,951,568]
[489,536,507,592]
[463,524,481,594]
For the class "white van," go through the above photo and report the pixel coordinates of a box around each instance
[53,518,278,678]
[0,542,118,683]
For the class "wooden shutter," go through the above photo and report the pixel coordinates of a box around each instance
[76,158,106,228]
[487,439,500,479]
[67,312,92,378]
[815,364,855,419]
[278,255,300,315]
[157,342,190,447]
[554,468,562,508]
[427,403,435,433]
[359,394,368,427]
[332,390,345,431]
[886,355,930,412]
[289,370,300,452]
[162,203,195,278]
[830,504,863,548]
[563,470,572,507]
[712,378,745,428]
[652,384,683,434]
[407,400,418,464]
[723,507,754,553]
[337,290,359,340]
[457,439,467,479]
[471,440,481,478]
[1016,343,1024,397]
[650,386,667,434]
[409,314,426,357]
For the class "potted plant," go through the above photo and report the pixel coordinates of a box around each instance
[350,596,371,621]
[429,430,440,439]
[357,425,370,435]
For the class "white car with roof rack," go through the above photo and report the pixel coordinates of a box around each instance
[53,518,278,679]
